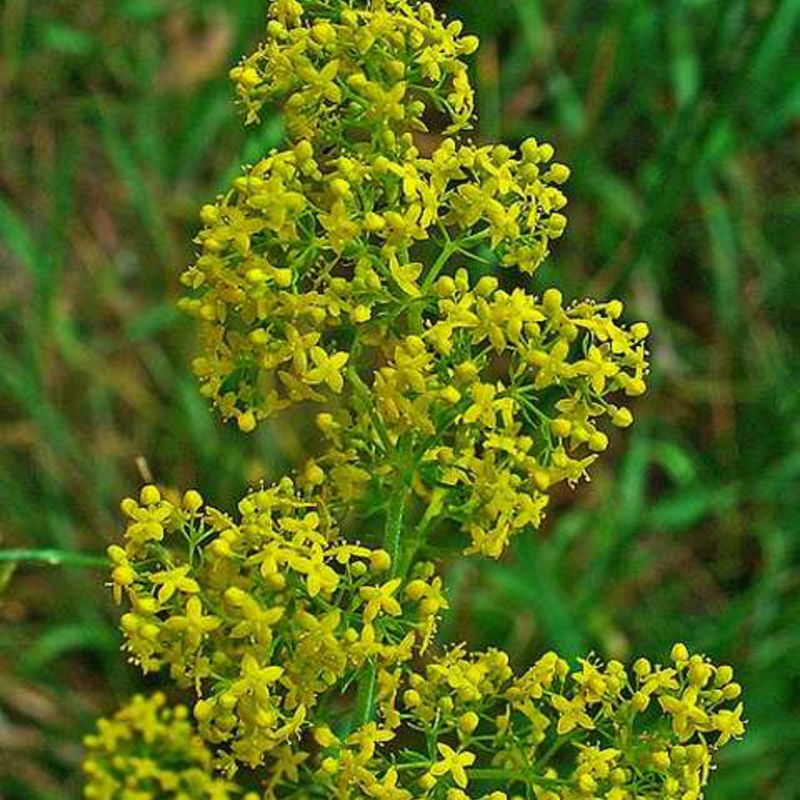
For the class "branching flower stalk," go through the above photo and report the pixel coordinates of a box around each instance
[83,1,745,799]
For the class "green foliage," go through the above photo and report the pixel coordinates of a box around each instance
[0,0,798,798]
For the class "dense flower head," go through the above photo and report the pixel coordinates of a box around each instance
[185,645,742,800]
[229,0,478,143]
[179,136,573,432]
[82,693,248,800]
[387,644,745,800]
[109,482,447,770]
[311,282,648,557]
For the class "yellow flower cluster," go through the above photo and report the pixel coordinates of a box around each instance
[179,644,741,800]
[353,283,647,557]
[178,0,648,561]
[391,643,745,800]
[85,1,745,799]
[229,0,478,141]
[178,135,573,433]
[109,482,446,770]
[300,283,648,558]
[83,693,247,800]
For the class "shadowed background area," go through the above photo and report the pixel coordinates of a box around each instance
[0,0,798,797]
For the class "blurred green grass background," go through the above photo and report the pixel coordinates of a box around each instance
[0,0,798,797]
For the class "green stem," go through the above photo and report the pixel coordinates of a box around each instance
[353,447,412,728]
[395,761,431,771]
[353,659,377,728]
[0,548,107,569]
[420,239,458,295]
[385,474,412,579]
[399,486,444,575]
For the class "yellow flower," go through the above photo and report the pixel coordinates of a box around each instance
[297,57,342,104]
[573,344,620,393]
[551,694,596,735]
[346,722,396,760]
[360,578,403,623]
[305,347,349,393]
[230,653,284,705]
[320,199,361,254]
[150,565,200,603]
[287,545,341,598]
[166,596,221,651]
[430,743,476,788]
[366,767,413,800]
[389,257,424,297]
[659,688,712,740]
[462,382,498,427]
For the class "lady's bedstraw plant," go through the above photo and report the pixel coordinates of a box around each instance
[83,1,745,798]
